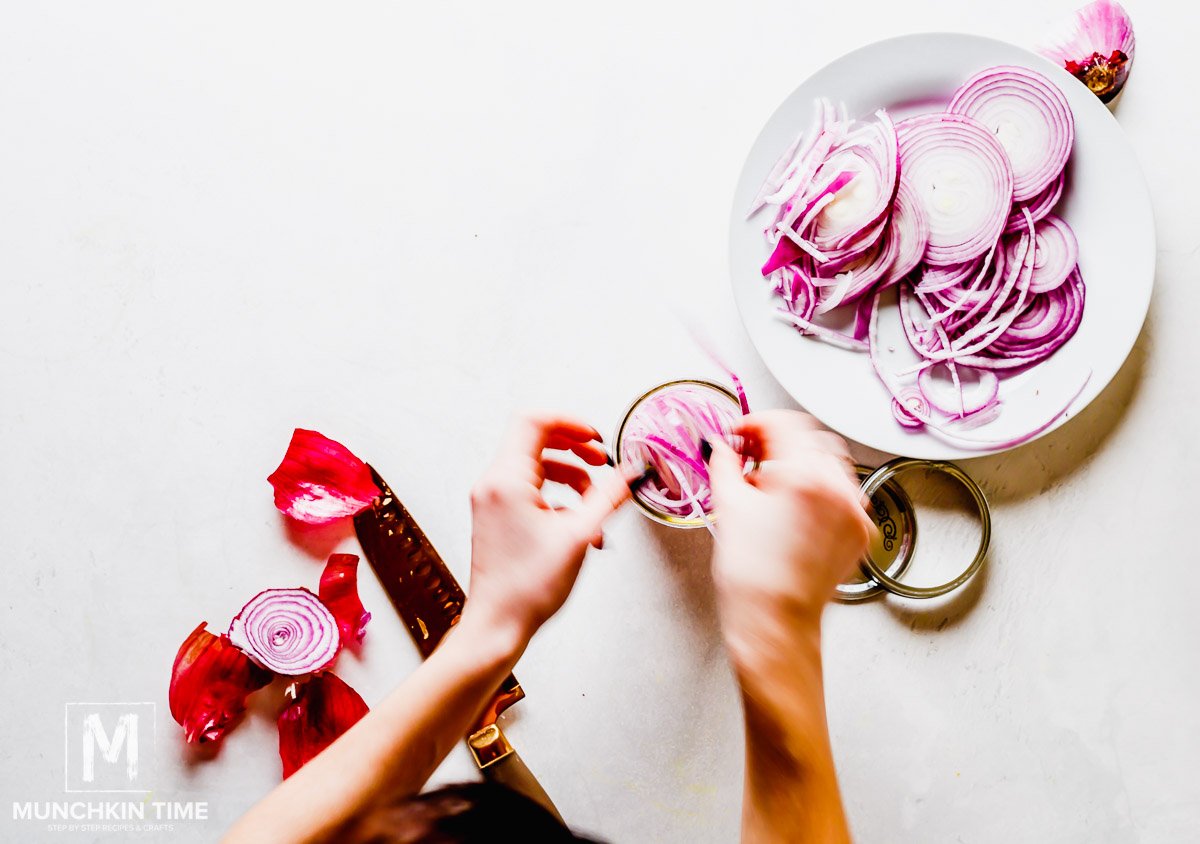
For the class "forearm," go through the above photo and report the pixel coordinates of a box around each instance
[724,604,850,844]
[223,607,527,844]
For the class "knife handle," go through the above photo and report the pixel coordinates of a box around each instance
[467,724,563,824]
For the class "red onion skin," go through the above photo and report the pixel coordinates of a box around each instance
[318,554,372,646]
[278,672,369,778]
[169,623,272,745]
[268,429,379,525]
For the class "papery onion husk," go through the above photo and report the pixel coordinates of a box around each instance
[1039,0,1135,103]
[229,588,342,676]
[278,672,369,778]
[268,429,379,525]
[318,554,372,646]
[169,622,272,744]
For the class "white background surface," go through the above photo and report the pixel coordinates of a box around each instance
[1,2,1196,842]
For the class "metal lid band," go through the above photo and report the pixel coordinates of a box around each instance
[856,458,991,599]
[836,465,918,602]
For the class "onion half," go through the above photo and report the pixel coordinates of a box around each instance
[229,588,342,676]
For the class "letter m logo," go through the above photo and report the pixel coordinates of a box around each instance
[65,703,156,793]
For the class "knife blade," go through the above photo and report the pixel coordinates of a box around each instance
[353,466,560,820]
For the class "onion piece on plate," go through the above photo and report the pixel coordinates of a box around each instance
[897,113,1014,266]
[948,64,1075,201]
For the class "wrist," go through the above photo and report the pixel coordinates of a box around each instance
[451,601,532,667]
[716,587,824,683]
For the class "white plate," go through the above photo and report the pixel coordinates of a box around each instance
[729,33,1155,459]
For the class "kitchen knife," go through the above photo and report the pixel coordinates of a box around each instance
[353,466,562,821]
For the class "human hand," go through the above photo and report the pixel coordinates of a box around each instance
[706,410,872,662]
[465,412,635,650]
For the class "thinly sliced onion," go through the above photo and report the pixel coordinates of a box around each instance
[1004,171,1065,233]
[1004,214,1078,293]
[618,382,744,521]
[891,388,928,429]
[948,65,1074,201]
[809,111,899,254]
[917,364,1000,418]
[754,72,1087,442]
[868,293,1089,449]
[897,113,1013,265]
[883,179,930,286]
[229,588,342,676]
[915,256,985,294]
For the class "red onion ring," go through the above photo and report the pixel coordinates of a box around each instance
[897,113,1013,266]
[1004,214,1078,294]
[1003,171,1065,234]
[948,65,1074,202]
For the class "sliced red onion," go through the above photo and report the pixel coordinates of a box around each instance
[897,113,1013,266]
[1039,0,1135,103]
[915,256,985,294]
[891,388,927,429]
[777,309,869,352]
[917,364,1000,418]
[169,623,272,745]
[813,225,900,313]
[883,179,930,286]
[229,588,342,676]
[1003,171,1065,234]
[618,381,744,523]
[1004,214,1078,294]
[755,73,1088,442]
[278,672,369,778]
[809,111,899,254]
[948,65,1074,201]
[770,265,817,321]
[868,293,1088,449]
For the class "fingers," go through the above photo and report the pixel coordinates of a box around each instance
[732,410,823,463]
[572,465,636,535]
[706,437,747,497]
[500,412,602,460]
[546,435,609,467]
[541,459,592,496]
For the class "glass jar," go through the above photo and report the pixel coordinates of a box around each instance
[614,378,741,529]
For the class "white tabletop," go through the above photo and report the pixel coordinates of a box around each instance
[2,2,1196,842]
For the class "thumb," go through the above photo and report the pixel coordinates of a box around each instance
[573,464,635,537]
[706,437,746,499]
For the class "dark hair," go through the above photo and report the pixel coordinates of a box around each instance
[339,782,604,843]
